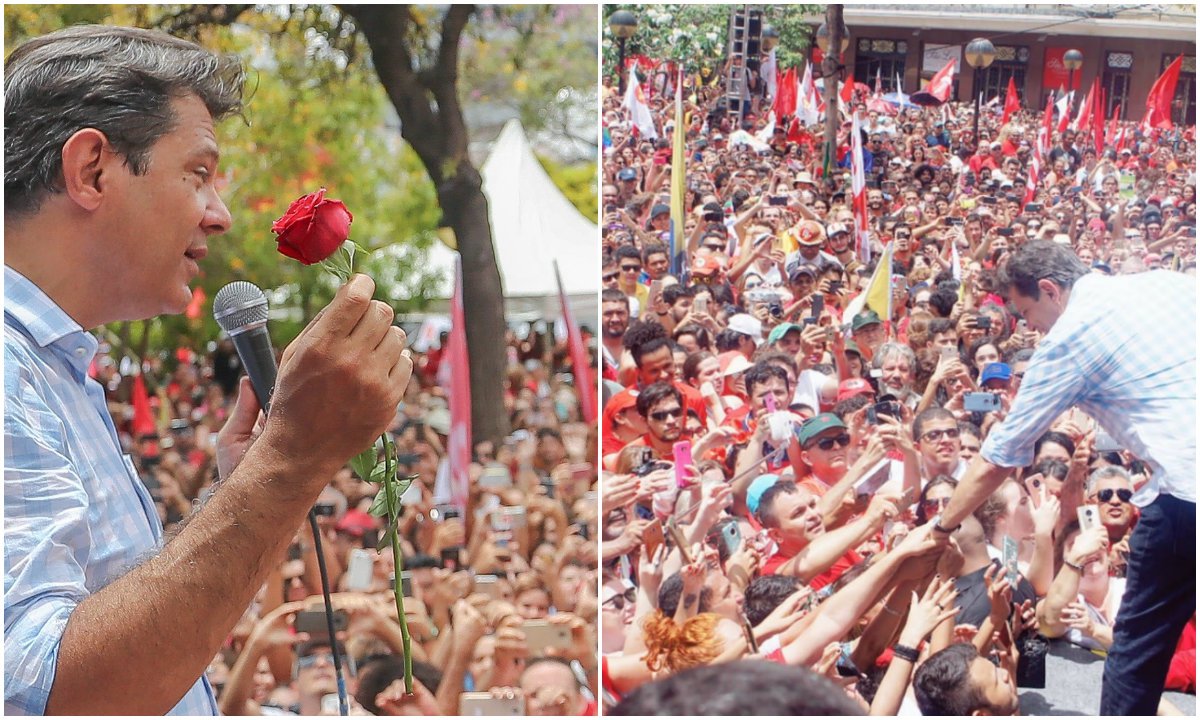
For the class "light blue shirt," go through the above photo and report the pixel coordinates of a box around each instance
[982,271,1196,507]
[4,266,217,715]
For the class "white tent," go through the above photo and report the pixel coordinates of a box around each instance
[425,119,598,324]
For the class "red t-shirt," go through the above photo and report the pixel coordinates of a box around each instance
[762,547,863,591]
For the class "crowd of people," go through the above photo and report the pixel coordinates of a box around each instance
[95,324,600,716]
[598,59,1195,715]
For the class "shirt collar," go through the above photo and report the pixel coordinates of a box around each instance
[5,265,98,373]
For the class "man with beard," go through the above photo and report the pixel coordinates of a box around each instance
[823,222,859,273]
[913,408,966,481]
[872,343,920,409]
[600,289,630,381]
[634,381,687,460]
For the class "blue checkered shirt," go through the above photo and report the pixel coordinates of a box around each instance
[982,270,1196,507]
[4,266,218,715]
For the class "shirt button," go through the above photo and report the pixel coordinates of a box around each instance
[75,347,86,357]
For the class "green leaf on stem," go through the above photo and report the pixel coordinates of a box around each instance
[350,443,378,483]
[376,524,396,553]
[368,486,391,518]
[395,473,417,496]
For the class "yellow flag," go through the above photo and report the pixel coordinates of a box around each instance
[669,68,686,274]
[844,242,893,323]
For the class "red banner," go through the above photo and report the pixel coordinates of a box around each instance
[446,257,472,510]
[555,262,596,424]
[1043,48,1082,94]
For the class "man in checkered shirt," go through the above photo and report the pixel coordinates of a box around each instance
[932,240,1195,716]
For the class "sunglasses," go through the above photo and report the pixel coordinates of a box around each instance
[649,407,683,422]
[1097,488,1133,503]
[922,496,951,511]
[297,652,334,670]
[602,272,618,282]
[811,433,852,451]
[922,427,960,443]
[603,587,638,610]
[621,265,642,273]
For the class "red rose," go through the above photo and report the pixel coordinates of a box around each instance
[272,188,354,265]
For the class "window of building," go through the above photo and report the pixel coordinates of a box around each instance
[978,45,1029,105]
[1163,54,1196,127]
[854,38,907,93]
[1103,51,1133,120]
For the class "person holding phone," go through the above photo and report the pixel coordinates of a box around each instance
[933,241,1195,716]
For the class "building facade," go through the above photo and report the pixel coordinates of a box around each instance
[804,5,1196,125]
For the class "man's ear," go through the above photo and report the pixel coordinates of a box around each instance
[60,128,114,212]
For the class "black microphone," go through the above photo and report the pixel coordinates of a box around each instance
[213,281,277,412]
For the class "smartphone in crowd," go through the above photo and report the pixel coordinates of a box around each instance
[1094,431,1121,453]
[672,441,694,488]
[1002,536,1020,586]
[964,392,1001,413]
[441,546,463,572]
[474,574,500,598]
[1077,505,1101,533]
[294,609,349,638]
[521,619,572,655]
[642,518,665,560]
[346,548,375,591]
[460,693,524,716]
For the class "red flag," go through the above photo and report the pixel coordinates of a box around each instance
[184,285,206,320]
[1057,91,1073,134]
[840,70,855,104]
[555,262,595,424]
[1092,85,1106,152]
[916,57,957,105]
[1073,80,1095,132]
[1108,101,1122,151]
[1002,77,1020,125]
[1143,55,1184,131]
[446,257,472,510]
[1039,94,1055,158]
[1025,153,1039,205]
[131,373,156,438]
[774,66,797,118]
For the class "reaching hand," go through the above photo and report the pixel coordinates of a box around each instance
[899,576,960,647]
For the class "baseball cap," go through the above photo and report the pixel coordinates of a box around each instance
[767,323,804,345]
[603,388,639,429]
[617,167,637,181]
[795,220,826,246]
[786,259,819,282]
[746,474,781,514]
[335,509,377,538]
[692,254,724,276]
[836,378,876,403]
[843,339,863,357]
[797,412,848,446]
[718,350,753,376]
[851,310,882,332]
[795,171,815,185]
[990,141,1002,149]
[980,362,1012,385]
[826,222,850,237]
[650,203,670,219]
[726,314,764,344]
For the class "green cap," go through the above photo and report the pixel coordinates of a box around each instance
[767,323,804,345]
[852,310,882,332]
[843,339,862,356]
[796,412,848,446]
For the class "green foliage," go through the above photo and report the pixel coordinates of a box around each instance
[537,155,598,223]
[602,4,820,77]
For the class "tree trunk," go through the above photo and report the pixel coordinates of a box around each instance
[439,166,510,443]
[346,4,510,443]
[822,4,843,183]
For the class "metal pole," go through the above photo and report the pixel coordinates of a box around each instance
[822,5,844,182]
[618,37,628,96]
[972,67,981,149]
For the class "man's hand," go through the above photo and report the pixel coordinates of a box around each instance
[266,275,414,485]
[215,376,267,481]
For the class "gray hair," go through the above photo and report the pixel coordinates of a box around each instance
[872,342,916,370]
[5,24,245,216]
[1001,240,1089,301]
[1086,465,1132,496]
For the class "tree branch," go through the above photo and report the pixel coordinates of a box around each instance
[430,4,475,181]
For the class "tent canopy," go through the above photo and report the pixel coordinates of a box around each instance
[426,119,598,322]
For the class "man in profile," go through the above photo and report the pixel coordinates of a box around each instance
[5,25,412,714]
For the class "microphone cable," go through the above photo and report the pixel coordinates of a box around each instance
[307,512,350,716]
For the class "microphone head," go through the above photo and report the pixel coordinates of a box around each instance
[213,281,269,336]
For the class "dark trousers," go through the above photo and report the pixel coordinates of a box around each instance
[1100,494,1196,715]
